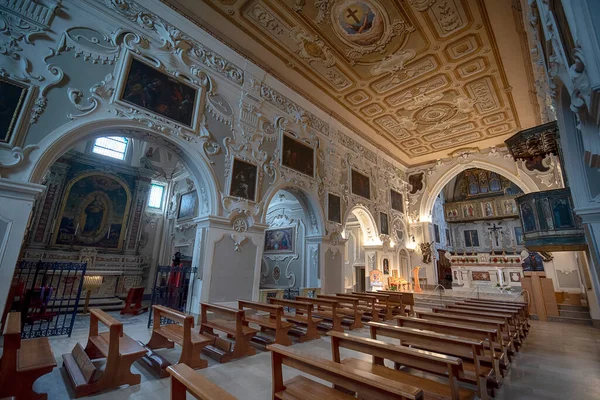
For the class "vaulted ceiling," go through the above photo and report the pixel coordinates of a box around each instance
[161,0,540,165]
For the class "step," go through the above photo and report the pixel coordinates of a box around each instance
[558,304,589,312]
[558,310,591,319]
[547,316,593,326]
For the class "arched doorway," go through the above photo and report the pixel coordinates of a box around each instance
[342,206,380,292]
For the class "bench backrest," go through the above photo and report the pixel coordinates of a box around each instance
[318,294,359,308]
[328,331,463,378]
[336,294,376,304]
[432,307,511,325]
[296,296,338,313]
[200,302,245,337]
[238,300,284,325]
[367,321,484,361]
[467,298,527,306]
[415,311,507,340]
[152,305,194,343]
[168,364,237,400]
[0,312,21,373]
[267,298,313,314]
[268,344,423,400]
[89,308,123,357]
[448,304,519,316]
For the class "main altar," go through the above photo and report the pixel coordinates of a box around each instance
[449,253,524,292]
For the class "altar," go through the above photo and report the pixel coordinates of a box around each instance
[449,253,524,292]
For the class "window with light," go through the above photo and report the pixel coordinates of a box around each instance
[148,184,165,209]
[92,137,128,160]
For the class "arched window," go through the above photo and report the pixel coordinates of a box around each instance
[92,137,128,160]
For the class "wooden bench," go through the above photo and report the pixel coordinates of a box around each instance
[336,293,382,322]
[328,331,475,400]
[365,291,406,317]
[0,312,56,400]
[145,305,213,369]
[268,344,423,400]
[458,301,529,333]
[367,322,493,399]
[395,316,505,378]
[268,298,322,342]
[350,292,393,320]
[435,306,524,343]
[318,294,364,329]
[416,311,516,359]
[168,363,237,400]
[296,296,344,332]
[238,300,294,346]
[379,291,415,316]
[199,302,258,362]
[63,308,146,398]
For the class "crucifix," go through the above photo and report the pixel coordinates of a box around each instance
[488,224,503,248]
[346,7,361,24]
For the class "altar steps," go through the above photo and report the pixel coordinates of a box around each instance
[547,304,593,326]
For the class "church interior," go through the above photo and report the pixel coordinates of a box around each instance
[0,0,599,399]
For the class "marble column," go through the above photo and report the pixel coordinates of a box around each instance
[0,178,45,316]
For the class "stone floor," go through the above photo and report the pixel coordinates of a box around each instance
[11,312,600,400]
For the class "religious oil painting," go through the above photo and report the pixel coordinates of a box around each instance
[328,193,342,224]
[351,169,370,199]
[380,212,389,235]
[520,202,537,232]
[120,57,198,128]
[434,224,440,243]
[264,227,295,254]
[282,134,315,177]
[178,191,197,220]
[390,189,404,212]
[0,77,29,144]
[483,201,494,217]
[383,258,389,275]
[230,159,258,201]
[54,174,131,250]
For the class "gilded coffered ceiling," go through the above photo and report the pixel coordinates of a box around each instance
[161,0,540,165]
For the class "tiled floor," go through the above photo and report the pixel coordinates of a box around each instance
[11,313,600,400]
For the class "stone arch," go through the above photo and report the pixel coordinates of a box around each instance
[21,118,220,216]
[420,161,540,220]
[261,183,326,237]
[343,205,380,245]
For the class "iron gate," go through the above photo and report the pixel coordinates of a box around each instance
[11,260,86,338]
[147,264,197,328]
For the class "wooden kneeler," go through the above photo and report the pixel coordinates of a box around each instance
[120,287,149,315]
[62,309,146,398]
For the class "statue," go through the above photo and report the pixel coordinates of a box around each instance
[83,196,105,235]
[419,241,434,264]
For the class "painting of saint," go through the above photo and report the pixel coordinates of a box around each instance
[282,134,315,177]
[484,202,494,217]
[552,198,573,228]
[328,193,342,224]
[338,2,376,35]
[120,57,198,128]
[380,212,389,235]
[230,159,258,201]
[351,169,370,199]
[514,227,524,245]
[390,189,404,212]
[264,227,295,253]
[383,259,389,275]
[178,191,197,220]
[520,202,537,232]
[0,77,29,144]
[408,173,424,195]
[82,196,106,234]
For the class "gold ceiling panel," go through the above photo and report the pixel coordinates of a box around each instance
[163,0,535,161]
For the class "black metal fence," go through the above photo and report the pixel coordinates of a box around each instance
[11,260,86,338]
[147,264,197,328]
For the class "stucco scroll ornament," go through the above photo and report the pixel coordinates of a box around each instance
[407,0,436,11]
[0,145,38,172]
[567,47,591,114]
[67,74,115,120]
[230,233,247,252]
[57,27,120,64]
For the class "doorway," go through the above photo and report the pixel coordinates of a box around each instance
[355,266,365,292]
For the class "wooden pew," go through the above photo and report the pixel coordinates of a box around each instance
[355,291,396,319]
[336,293,381,322]
[268,344,423,400]
[238,300,294,346]
[267,298,322,342]
[168,364,237,400]
[395,316,505,378]
[199,303,258,362]
[367,322,493,399]
[296,296,344,332]
[438,305,524,342]
[379,291,415,316]
[145,305,213,369]
[365,291,406,316]
[63,308,146,398]
[120,287,148,315]
[328,331,476,400]
[318,294,364,329]
[0,312,56,400]
[416,311,516,359]
[350,292,393,320]
[460,300,529,330]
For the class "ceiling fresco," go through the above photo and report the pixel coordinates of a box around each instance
[162,0,539,164]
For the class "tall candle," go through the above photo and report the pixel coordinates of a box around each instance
[74,223,79,236]
[107,227,110,239]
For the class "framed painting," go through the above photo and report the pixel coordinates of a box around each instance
[264,226,295,254]
[390,189,404,212]
[380,212,389,235]
[281,134,315,177]
[351,169,370,199]
[434,224,440,243]
[229,158,258,201]
[482,201,495,217]
[0,77,31,145]
[178,191,197,220]
[117,54,201,130]
[383,259,389,275]
[328,193,342,224]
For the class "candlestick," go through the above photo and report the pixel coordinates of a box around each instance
[74,223,79,236]
[107,227,110,239]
